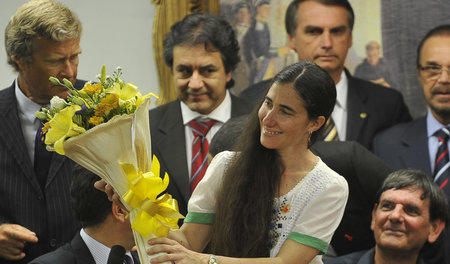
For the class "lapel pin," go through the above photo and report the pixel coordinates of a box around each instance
[360,113,367,119]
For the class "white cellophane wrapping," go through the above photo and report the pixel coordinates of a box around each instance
[63,97,167,263]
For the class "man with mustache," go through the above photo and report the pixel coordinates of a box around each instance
[325,169,449,264]
[149,13,254,218]
[240,0,411,150]
[374,24,450,264]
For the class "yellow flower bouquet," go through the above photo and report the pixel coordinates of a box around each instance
[36,66,183,263]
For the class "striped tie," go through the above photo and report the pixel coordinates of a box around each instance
[34,120,53,190]
[434,127,450,194]
[318,118,339,142]
[189,119,216,193]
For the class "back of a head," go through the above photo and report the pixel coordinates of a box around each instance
[5,0,82,71]
[71,164,112,228]
[162,13,240,81]
[376,169,450,225]
[210,115,249,157]
[285,0,355,37]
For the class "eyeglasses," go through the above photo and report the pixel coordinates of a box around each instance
[418,64,450,80]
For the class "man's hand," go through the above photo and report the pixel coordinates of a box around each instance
[0,224,38,260]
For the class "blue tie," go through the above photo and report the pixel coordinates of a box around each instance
[434,127,450,195]
[34,121,53,190]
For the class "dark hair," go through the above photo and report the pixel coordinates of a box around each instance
[285,0,355,37]
[163,13,240,88]
[233,2,250,13]
[416,24,450,69]
[375,169,450,224]
[273,61,336,146]
[209,115,249,157]
[256,0,271,7]
[70,164,112,228]
[211,61,336,257]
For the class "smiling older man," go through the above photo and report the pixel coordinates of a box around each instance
[325,169,449,264]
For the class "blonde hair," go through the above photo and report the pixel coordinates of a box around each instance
[5,0,82,71]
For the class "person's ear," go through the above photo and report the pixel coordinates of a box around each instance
[370,203,378,231]
[427,219,445,244]
[12,55,27,71]
[111,203,127,223]
[226,71,232,83]
[288,34,297,52]
[309,116,325,133]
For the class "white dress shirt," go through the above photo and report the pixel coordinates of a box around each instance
[180,90,232,175]
[15,78,46,166]
[426,109,450,173]
[331,71,348,141]
[80,229,134,264]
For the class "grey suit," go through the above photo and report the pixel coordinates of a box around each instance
[0,82,82,264]
[149,95,254,216]
[240,70,412,150]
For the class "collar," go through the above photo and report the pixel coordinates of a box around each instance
[180,90,232,125]
[80,229,111,264]
[14,78,45,125]
[335,71,348,110]
[426,109,447,138]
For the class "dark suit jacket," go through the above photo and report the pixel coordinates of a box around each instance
[373,116,449,264]
[240,70,412,150]
[324,247,427,264]
[0,81,84,263]
[29,232,140,264]
[311,141,392,255]
[373,116,430,173]
[149,95,254,216]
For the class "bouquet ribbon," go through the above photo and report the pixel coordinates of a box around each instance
[120,162,184,237]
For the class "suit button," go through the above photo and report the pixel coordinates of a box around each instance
[49,239,57,247]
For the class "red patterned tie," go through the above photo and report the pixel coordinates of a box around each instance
[434,127,450,195]
[189,119,216,193]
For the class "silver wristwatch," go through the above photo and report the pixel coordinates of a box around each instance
[208,254,218,264]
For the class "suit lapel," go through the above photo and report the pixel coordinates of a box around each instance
[45,153,68,188]
[399,117,432,175]
[346,73,369,141]
[71,232,96,263]
[153,101,190,203]
[0,84,42,194]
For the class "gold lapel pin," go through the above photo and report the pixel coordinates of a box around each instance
[360,113,367,119]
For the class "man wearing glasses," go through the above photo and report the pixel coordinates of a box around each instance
[373,24,450,264]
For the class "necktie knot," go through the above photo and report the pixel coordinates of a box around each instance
[435,127,450,142]
[189,119,216,137]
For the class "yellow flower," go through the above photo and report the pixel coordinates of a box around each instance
[45,105,86,155]
[88,116,104,126]
[106,82,139,101]
[82,82,104,95]
[42,122,51,134]
[94,93,119,116]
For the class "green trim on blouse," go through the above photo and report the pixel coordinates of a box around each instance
[287,232,328,254]
[184,212,215,224]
